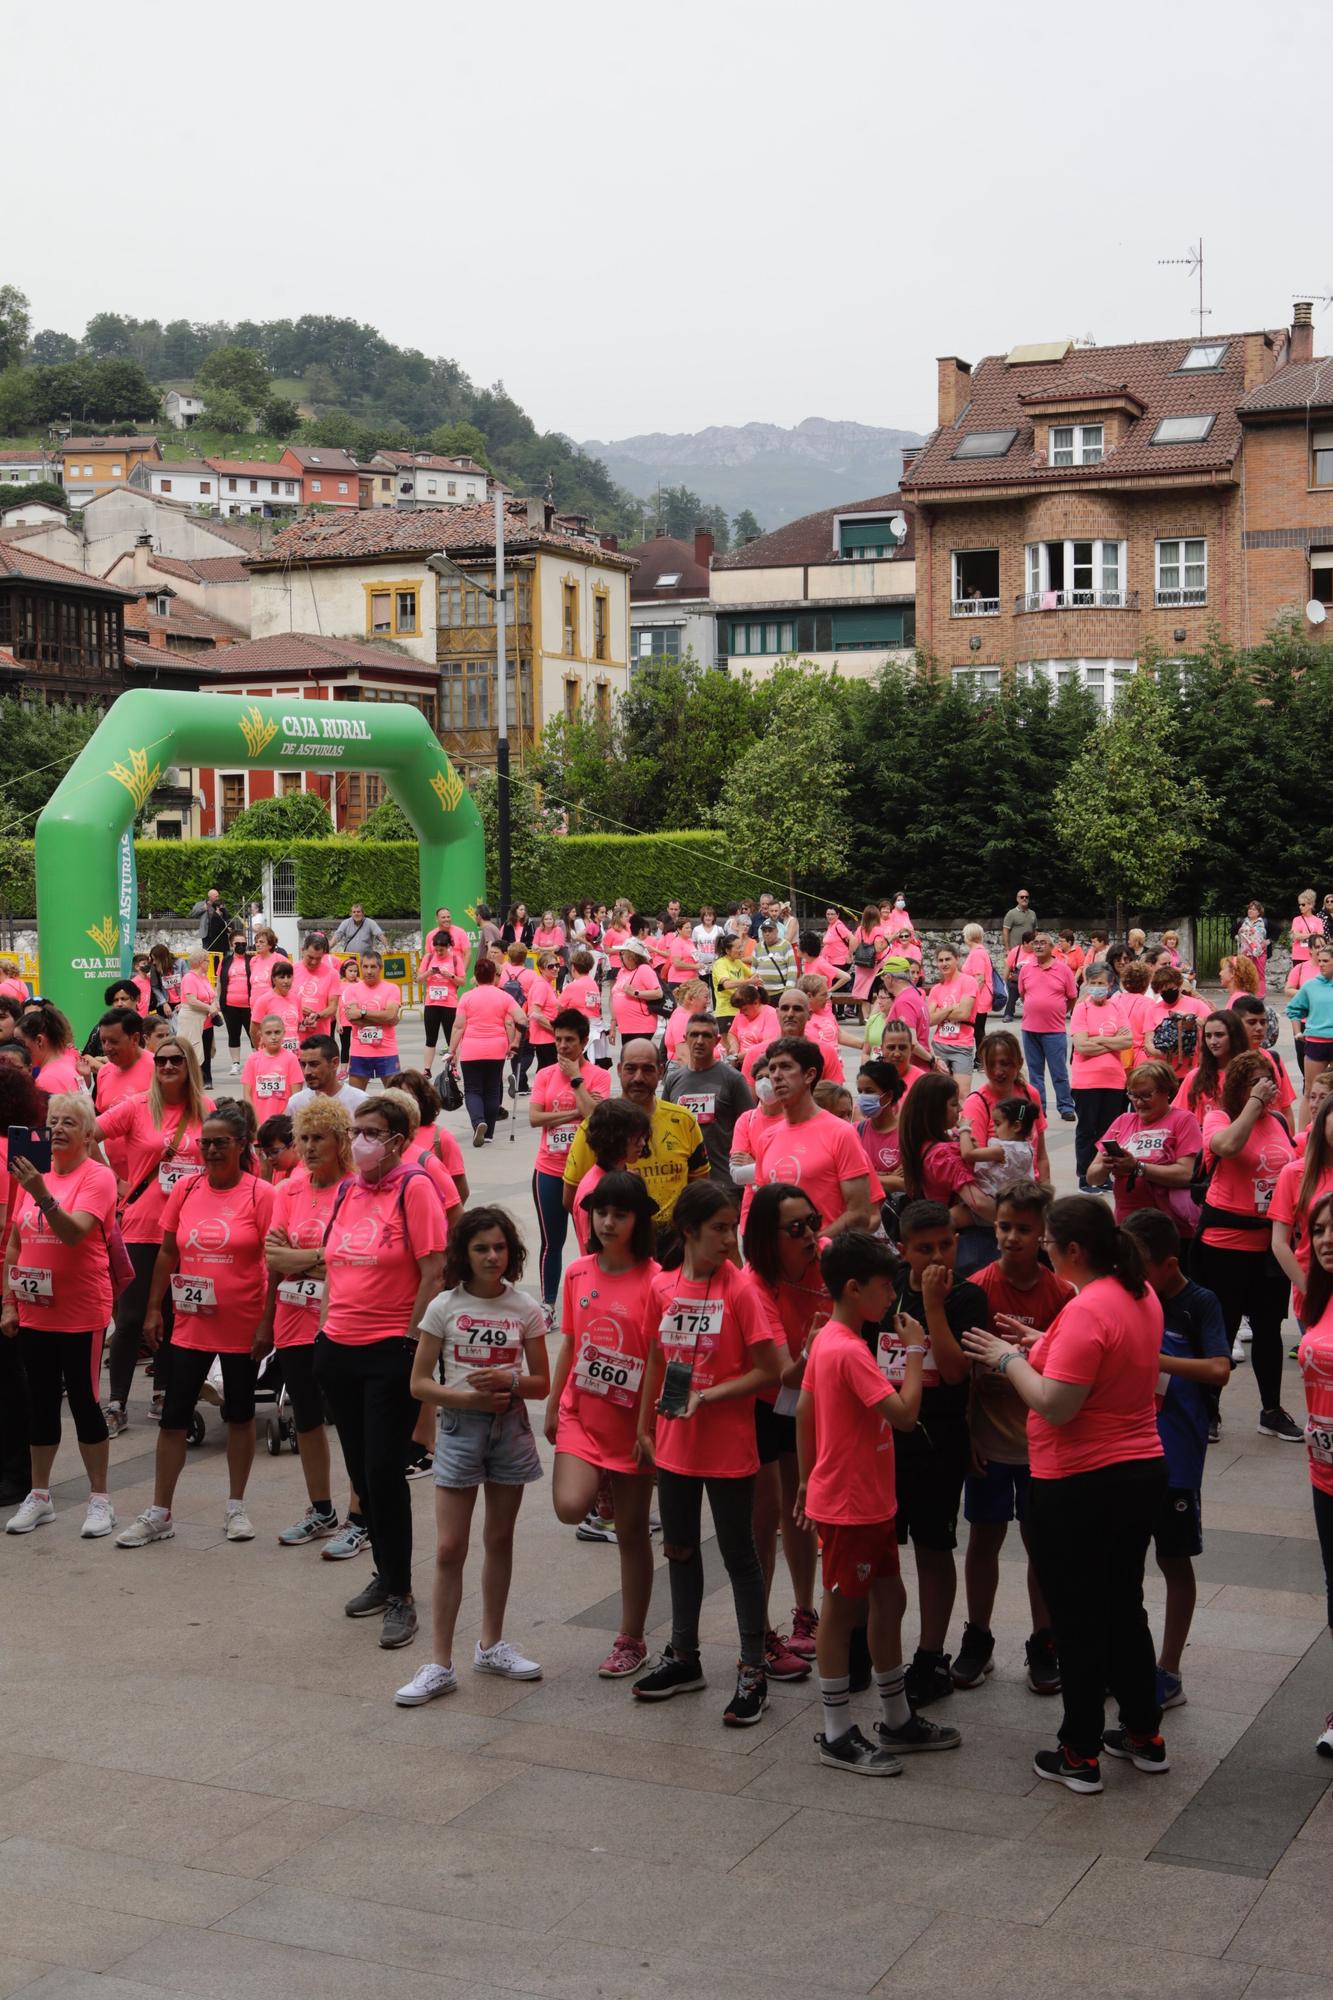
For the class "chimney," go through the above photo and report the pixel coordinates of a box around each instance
[937,356,973,427]
[694,529,714,569]
[524,496,546,533]
[1291,300,1315,366]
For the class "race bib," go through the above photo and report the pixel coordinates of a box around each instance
[1254,1176,1277,1215]
[278,1276,324,1310]
[8,1266,52,1303]
[356,1024,383,1046]
[773,1384,800,1416]
[282,1037,299,1054]
[678,1092,715,1127]
[171,1273,216,1314]
[256,1074,285,1098]
[1156,1368,1171,1405]
[1306,1417,1333,1466]
[876,1330,908,1382]
[574,1341,644,1409]
[158,1159,202,1195]
[450,1317,523,1371]
[426,985,452,1004]
[659,1297,724,1352]
[546,1123,574,1153]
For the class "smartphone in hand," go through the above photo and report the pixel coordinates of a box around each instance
[7,1125,52,1175]
[657,1359,695,1418]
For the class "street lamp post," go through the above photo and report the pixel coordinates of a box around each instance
[494,488,510,915]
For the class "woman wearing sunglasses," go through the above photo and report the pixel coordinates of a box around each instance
[95,1038,213,1438]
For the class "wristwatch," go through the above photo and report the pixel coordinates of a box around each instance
[995,1349,1017,1375]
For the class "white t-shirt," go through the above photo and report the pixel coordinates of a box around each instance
[420,1280,547,1391]
[692,923,725,967]
[287,1082,366,1117]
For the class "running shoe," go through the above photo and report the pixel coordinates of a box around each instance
[816,1725,902,1776]
[225,1508,255,1542]
[1238,1316,1253,1343]
[380,1597,418,1650]
[1258,1407,1303,1441]
[395,1662,457,1706]
[103,1403,127,1439]
[575,1511,617,1544]
[230,1061,240,1076]
[279,1507,339,1546]
[598,1634,648,1678]
[1156,1667,1186,1710]
[81,1498,116,1539]
[475,1638,542,1679]
[723,1664,769,1727]
[1317,1713,1333,1759]
[1231,1334,1247,1364]
[149,1391,165,1422]
[1102,1728,1170,1773]
[344,1572,391,1618]
[633,1647,707,1701]
[951,1622,995,1688]
[874,1713,961,1754]
[404,1450,434,1480]
[1207,1415,1222,1444]
[1033,1746,1103,1793]
[322,1521,370,1560]
[471,1124,487,1149]
[788,1606,819,1659]
[1025,1628,1062,1696]
[764,1630,812,1682]
[904,1648,953,1707]
[542,1301,557,1334]
[115,1510,174,1548]
[5,1492,54,1535]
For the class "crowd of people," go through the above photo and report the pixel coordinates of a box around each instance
[2,880,1332,1791]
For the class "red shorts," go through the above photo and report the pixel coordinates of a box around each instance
[816,1517,900,1600]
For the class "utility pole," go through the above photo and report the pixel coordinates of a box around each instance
[494,487,511,915]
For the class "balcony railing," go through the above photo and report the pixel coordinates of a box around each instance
[1154,587,1207,607]
[1014,590,1138,612]
[951,596,1000,617]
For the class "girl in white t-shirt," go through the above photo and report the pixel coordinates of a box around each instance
[959,1095,1038,1196]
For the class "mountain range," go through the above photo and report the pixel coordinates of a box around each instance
[580,416,926,529]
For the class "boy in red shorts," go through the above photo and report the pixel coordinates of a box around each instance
[796,1231,962,1775]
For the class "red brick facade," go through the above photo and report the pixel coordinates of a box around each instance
[1236,420,1333,647]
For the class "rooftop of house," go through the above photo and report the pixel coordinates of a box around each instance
[144,460,217,478]
[280,445,362,472]
[201,632,441,678]
[0,448,54,463]
[61,436,162,456]
[1238,356,1333,416]
[124,595,245,644]
[248,498,636,571]
[147,553,252,584]
[0,537,136,598]
[624,534,712,599]
[121,635,223,678]
[712,492,914,569]
[375,450,488,475]
[206,459,299,478]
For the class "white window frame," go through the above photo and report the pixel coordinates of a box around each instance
[1021,659,1137,707]
[1178,343,1227,372]
[950,548,1000,616]
[1155,538,1207,607]
[1151,414,1216,445]
[951,664,1002,696]
[1049,422,1104,466]
[1022,540,1127,608]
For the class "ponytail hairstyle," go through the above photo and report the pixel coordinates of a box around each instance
[994,1094,1039,1140]
[1300,1191,1333,1329]
[203,1097,255,1175]
[1191,1010,1246,1112]
[1046,1194,1147,1298]
[897,1071,959,1201]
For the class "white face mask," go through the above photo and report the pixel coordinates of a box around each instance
[1087,986,1109,1005]
[755,1077,776,1104]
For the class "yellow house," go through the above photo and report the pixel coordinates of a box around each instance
[61,436,162,507]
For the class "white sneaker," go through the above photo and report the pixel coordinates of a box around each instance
[225,1508,255,1541]
[116,1510,174,1548]
[81,1498,116,1538]
[1317,1712,1333,1759]
[230,1062,240,1076]
[395,1662,458,1706]
[474,1638,542,1680]
[5,1492,55,1535]
[1239,1316,1253,1343]
[1231,1334,1247,1363]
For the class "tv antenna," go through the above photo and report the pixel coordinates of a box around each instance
[1158,239,1209,336]
[1294,290,1333,314]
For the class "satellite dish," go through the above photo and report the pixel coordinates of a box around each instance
[1307,599,1328,625]
[889,512,907,540]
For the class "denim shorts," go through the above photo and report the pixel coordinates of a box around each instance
[963,1458,1031,1526]
[434,1406,543,1489]
[349,1053,400,1082]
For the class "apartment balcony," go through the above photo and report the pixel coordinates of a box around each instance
[1154,588,1207,608]
[951,596,1000,617]
[1014,590,1139,612]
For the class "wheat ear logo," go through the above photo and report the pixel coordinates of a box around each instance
[106,746,163,813]
[429,766,464,813]
[239,705,279,757]
[86,915,119,955]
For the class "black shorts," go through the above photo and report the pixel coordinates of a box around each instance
[160,1346,257,1430]
[274,1342,326,1434]
[894,1422,969,1552]
[1152,1484,1203,1561]
[755,1398,796,1465]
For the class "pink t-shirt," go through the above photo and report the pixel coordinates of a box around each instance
[561,974,602,1029]
[928,974,976,1046]
[525,975,561,1048]
[33,1052,84,1099]
[962,1079,1046,1153]
[730,1006,780,1061]
[419,945,465,1010]
[417,1123,465,1182]
[751,1107,869,1229]
[1097,1105,1204,1232]
[162,1172,275,1351]
[291,959,339,1031]
[1026,1277,1166,1479]
[243,1048,304,1119]
[920,1137,976,1204]
[557,1253,661,1475]
[179,969,216,1019]
[1269,1158,1333,1313]
[888,985,930,1050]
[664,1004,706,1060]
[1201,1108,1295,1252]
[455,984,521,1062]
[95,1052,155,1181]
[1017,958,1077,1033]
[247,952,283,1015]
[532,924,566,952]
[803,1320,897,1526]
[569,1162,605,1254]
[97,1095,213,1244]
[962,945,994,1010]
[740,1264,831,1404]
[664,935,698,985]
[1298,1300,1333,1497]
[1139,993,1212,1078]
[611,964,662,1036]
[252,995,300,1049]
[225,960,251,1008]
[1291,913,1324,965]
[531,1060,611,1176]
[11,1157,118,1331]
[269,1173,347,1347]
[1173,1069,1222,1122]
[343,979,401,1060]
[1069,995,1134,1090]
[645,1260,775,1478]
[857,1116,901,1182]
[822,920,852,967]
[323,1167,446,1345]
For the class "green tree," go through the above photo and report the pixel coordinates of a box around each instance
[200,387,253,437]
[83,311,133,359]
[0,699,105,835]
[731,508,762,545]
[712,667,850,895]
[83,358,159,421]
[0,285,31,372]
[0,481,66,514]
[258,395,301,439]
[428,419,491,469]
[1053,669,1216,929]
[229,791,333,841]
[197,343,270,410]
[0,366,35,432]
[28,327,77,366]
[161,318,207,377]
[356,796,414,840]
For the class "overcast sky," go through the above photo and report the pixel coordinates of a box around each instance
[8,0,1328,444]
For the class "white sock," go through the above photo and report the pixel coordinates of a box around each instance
[146,1504,170,1523]
[876,1664,911,1731]
[225,1498,245,1515]
[819,1673,852,1743]
[30,1489,50,1502]
[89,1492,109,1505]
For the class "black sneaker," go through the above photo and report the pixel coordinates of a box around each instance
[379,1597,418,1649]
[344,1571,391,1618]
[847,1620,872,1694]
[1033,1746,1103,1793]
[404,1450,434,1480]
[1025,1627,1062,1695]
[1207,1415,1221,1444]
[951,1622,995,1689]
[632,1647,707,1701]
[1257,1407,1303,1442]
[816,1724,902,1776]
[1102,1727,1169,1773]
[723,1663,768,1728]
[904,1648,953,1707]
[875,1713,961,1754]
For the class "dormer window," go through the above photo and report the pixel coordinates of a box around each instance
[952,428,1017,460]
[1151,414,1216,444]
[1050,423,1103,466]
[838,515,904,559]
[1178,343,1227,372]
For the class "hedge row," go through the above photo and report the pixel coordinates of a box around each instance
[0,831,760,922]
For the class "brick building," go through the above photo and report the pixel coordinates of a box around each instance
[1236,303,1333,646]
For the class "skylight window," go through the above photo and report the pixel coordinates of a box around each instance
[655,572,681,587]
[1178,343,1227,371]
[1151,414,1216,444]
[952,428,1018,460]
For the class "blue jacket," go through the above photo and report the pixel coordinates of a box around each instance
[1286,974,1333,1039]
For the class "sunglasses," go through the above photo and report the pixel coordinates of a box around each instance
[153,1053,185,1067]
[782,1216,820,1238]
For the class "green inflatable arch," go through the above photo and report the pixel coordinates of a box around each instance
[35,689,485,1035]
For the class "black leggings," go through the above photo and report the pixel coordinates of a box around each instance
[20,1328,108,1448]
[1193,1241,1289,1411]
[973,1010,989,1054]
[315,1333,415,1597]
[1073,1086,1127,1183]
[161,1346,257,1430]
[1314,1484,1333,1627]
[108,1239,173,1410]
[423,1005,456,1055]
[220,1002,252,1056]
[275,1342,326,1434]
[656,1466,766,1668]
[461,1057,504,1137]
[339,1024,352,1064]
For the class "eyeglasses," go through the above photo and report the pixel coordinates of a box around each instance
[199,1135,235,1150]
[782,1216,820,1238]
[153,1054,185,1067]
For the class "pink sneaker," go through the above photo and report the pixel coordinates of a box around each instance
[788,1607,819,1659]
[764,1630,812,1682]
[598,1633,648,1678]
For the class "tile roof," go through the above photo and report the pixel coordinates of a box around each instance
[902,333,1279,493]
[0,537,135,597]
[124,596,245,643]
[249,499,636,571]
[144,460,218,478]
[1238,357,1333,415]
[0,448,53,463]
[377,450,486,475]
[191,514,266,553]
[148,554,252,584]
[0,519,73,539]
[61,436,161,455]
[281,446,361,472]
[206,458,297,477]
[201,632,441,679]
[713,492,914,569]
[624,535,711,598]
[122,636,222,678]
